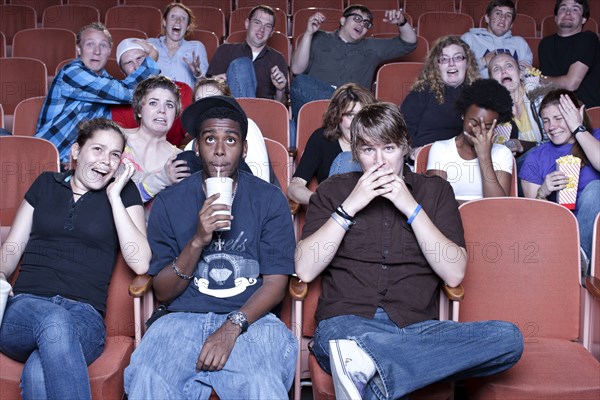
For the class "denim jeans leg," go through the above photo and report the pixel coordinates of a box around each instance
[0,294,105,400]
[125,312,297,400]
[226,57,257,98]
[290,74,335,121]
[313,309,523,400]
[576,180,600,264]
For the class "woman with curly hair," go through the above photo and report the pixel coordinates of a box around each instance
[287,83,376,205]
[427,79,515,201]
[400,36,479,160]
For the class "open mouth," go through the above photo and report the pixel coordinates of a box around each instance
[502,77,513,84]
[172,26,182,35]
[154,117,168,125]
[90,166,110,181]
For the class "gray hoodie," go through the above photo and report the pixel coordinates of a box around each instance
[461,28,533,78]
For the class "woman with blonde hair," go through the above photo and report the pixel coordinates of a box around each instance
[401,35,479,160]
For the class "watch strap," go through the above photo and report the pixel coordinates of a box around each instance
[571,125,586,136]
[227,310,249,333]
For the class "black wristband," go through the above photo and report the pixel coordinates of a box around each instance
[335,205,356,224]
[398,20,408,27]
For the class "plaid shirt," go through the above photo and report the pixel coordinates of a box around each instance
[36,57,160,162]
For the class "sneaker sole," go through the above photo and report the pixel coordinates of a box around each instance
[329,340,363,400]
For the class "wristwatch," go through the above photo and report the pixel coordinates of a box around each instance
[571,125,587,136]
[227,310,249,333]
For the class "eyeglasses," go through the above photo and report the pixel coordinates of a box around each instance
[346,13,373,29]
[438,54,467,64]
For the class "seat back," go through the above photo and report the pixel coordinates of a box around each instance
[264,137,292,194]
[588,215,600,360]
[369,9,411,35]
[193,30,220,62]
[226,30,290,64]
[587,106,600,129]
[458,198,581,340]
[515,0,555,30]
[0,32,5,58]
[42,4,100,32]
[414,143,433,174]
[107,27,147,60]
[291,0,343,15]
[229,7,287,36]
[375,62,423,105]
[105,5,162,39]
[182,0,232,18]
[0,136,60,226]
[12,96,46,136]
[67,0,118,23]
[103,57,125,79]
[524,36,541,68]
[0,57,48,115]
[12,28,77,78]
[292,8,341,46]
[405,0,457,26]
[11,0,60,24]
[295,99,329,156]
[123,0,172,11]
[418,12,474,45]
[348,0,400,8]
[236,97,291,149]
[237,0,288,14]
[188,6,226,40]
[0,4,37,45]
[460,0,492,23]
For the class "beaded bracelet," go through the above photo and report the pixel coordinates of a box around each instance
[171,258,194,281]
[407,204,423,225]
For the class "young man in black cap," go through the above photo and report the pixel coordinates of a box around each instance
[125,96,297,399]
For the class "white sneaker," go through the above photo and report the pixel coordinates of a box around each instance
[329,339,376,400]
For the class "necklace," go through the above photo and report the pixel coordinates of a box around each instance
[215,231,225,251]
[72,191,85,196]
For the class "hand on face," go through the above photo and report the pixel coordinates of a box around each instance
[106,158,136,201]
[343,161,396,216]
[557,94,585,132]
[464,117,497,155]
[379,173,419,216]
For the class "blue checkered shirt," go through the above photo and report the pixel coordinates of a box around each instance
[36,57,160,163]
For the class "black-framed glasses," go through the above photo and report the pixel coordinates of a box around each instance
[438,54,467,64]
[346,13,373,29]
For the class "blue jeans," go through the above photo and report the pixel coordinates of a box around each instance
[124,312,298,399]
[290,74,335,121]
[577,179,600,264]
[312,308,523,400]
[226,57,257,98]
[0,294,105,400]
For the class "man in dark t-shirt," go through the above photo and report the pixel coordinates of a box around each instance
[539,0,600,107]
[296,102,524,399]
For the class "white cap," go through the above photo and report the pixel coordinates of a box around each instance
[116,38,146,64]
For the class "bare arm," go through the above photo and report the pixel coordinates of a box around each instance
[106,160,151,275]
[0,201,33,280]
[543,61,588,92]
[291,12,324,75]
[287,177,313,205]
[383,9,417,44]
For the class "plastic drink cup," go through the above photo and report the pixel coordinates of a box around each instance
[206,176,233,231]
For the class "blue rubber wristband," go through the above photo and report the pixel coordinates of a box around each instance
[407,204,422,225]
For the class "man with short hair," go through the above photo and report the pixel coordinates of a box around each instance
[290,5,417,119]
[296,102,523,400]
[207,5,288,104]
[111,38,194,147]
[539,0,599,107]
[35,23,160,165]
[124,96,298,399]
[461,0,533,78]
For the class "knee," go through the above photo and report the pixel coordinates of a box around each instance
[578,180,600,206]
[488,321,524,359]
[228,57,254,74]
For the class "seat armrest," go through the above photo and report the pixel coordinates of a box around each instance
[288,148,297,159]
[442,284,464,301]
[129,274,153,297]
[585,276,600,300]
[289,276,308,301]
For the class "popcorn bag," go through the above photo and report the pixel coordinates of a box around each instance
[493,123,512,144]
[556,155,581,210]
[523,67,542,92]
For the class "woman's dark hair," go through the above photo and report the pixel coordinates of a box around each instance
[539,89,592,166]
[322,83,376,141]
[162,3,196,39]
[76,118,124,149]
[132,76,182,124]
[456,79,514,124]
